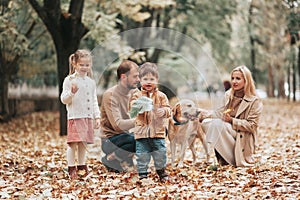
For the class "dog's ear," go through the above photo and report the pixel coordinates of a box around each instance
[172,102,181,117]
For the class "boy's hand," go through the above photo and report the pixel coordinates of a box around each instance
[155,108,165,118]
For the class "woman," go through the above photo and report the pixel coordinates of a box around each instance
[200,65,263,167]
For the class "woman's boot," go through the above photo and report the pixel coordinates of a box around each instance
[77,165,88,177]
[68,166,78,180]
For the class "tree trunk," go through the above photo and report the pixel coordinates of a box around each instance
[298,45,300,101]
[56,48,73,136]
[249,3,257,82]
[278,76,285,98]
[287,65,291,101]
[0,49,19,122]
[28,0,88,135]
[54,15,87,135]
[0,72,10,122]
[267,64,275,97]
[292,55,296,102]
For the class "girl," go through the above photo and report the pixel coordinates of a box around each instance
[60,49,101,179]
[200,65,263,167]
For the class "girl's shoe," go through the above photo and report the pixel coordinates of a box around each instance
[77,165,89,177]
[68,166,78,180]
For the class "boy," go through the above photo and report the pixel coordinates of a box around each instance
[130,62,171,181]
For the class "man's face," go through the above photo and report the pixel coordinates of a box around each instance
[125,67,140,89]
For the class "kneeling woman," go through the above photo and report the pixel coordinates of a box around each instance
[200,66,263,167]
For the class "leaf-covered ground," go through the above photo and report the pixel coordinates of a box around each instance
[0,99,299,199]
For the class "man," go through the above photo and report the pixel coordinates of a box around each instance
[100,60,140,172]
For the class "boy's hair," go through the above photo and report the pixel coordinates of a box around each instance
[69,49,93,77]
[117,60,139,80]
[139,62,158,78]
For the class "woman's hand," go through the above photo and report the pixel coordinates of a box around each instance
[222,113,233,124]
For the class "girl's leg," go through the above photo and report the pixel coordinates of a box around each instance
[77,142,86,165]
[77,142,89,177]
[67,143,77,166]
[67,143,78,179]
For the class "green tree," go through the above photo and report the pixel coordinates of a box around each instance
[0,0,32,121]
[97,0,237,95]
[247,0,289,98]
[27,0,89,135]
[27,0,123,135]
[285,0,300,101]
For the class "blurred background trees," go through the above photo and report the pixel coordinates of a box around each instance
[1,0,299,135]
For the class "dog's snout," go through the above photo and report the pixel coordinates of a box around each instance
[183,112,189,117]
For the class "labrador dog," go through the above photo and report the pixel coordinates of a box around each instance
[168,99,209,167]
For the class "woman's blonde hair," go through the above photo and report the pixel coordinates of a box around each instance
[68,49,93,77]
[230,65,257,97]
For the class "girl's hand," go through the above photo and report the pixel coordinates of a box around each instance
[155,108,165,118]
[71,83,79,94]
[94,118,101,129]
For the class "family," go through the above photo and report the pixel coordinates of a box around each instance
[60,49,263,181]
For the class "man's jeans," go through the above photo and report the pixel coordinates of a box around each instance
[136,138,167,175]
[101,133,136,166]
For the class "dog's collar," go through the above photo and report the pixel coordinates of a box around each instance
[173,116,189,125]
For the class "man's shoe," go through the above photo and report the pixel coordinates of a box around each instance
[101,156,124,173]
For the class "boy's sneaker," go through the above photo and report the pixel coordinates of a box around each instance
[139,173,148,180]
[158,173,169,182]
[156,169,169,182]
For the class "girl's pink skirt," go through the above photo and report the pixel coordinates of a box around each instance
[67,118,94,144]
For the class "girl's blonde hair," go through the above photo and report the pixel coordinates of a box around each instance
[230,65,257,97]
[69,49,93,77]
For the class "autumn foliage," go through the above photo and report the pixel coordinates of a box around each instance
[0,99,299,199]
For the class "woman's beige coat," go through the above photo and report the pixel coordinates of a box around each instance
[201,91,263,167]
